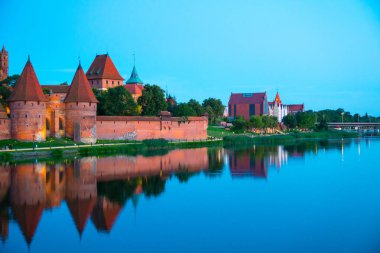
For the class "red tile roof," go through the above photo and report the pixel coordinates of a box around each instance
[288,104,304,112]
[64,64,99,103]
[41,84,70,94]
[228,92,267,104]
[12,204,44,245]
[86,54,124,81]
[91,197,122,232]
[8,59,48,102]
[67,198,96,235]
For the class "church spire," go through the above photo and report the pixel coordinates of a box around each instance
[126,65,143,84]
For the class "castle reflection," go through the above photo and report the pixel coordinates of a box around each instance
[0,139,355,246]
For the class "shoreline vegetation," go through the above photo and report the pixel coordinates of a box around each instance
[0,127,364,162]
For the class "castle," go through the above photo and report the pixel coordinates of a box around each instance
[0,47,208,143]
[228,91,304,121]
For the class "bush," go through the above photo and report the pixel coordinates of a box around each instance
[142,139,169,147]
[51,149,63,158]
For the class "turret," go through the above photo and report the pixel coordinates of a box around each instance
[7,57,48,141]
[0,46,8,82]
[125,65,144,101]
[64,63,98,143]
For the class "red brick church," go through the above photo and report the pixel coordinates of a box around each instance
[0,48,208,143]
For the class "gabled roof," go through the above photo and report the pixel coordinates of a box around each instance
[64,64,98,103]
[288,104,304,112]
[8,58,48,102]
[126,66,143,84]
[86,54,124,80]
[228,92,267,104]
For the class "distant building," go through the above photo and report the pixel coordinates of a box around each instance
[0,46,8,81]
[228,92,268,120]
[268,91,304,122]
[86,54,124,90]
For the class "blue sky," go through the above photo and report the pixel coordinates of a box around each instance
[1,0,380,115]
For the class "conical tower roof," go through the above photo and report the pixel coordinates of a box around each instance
[8,57,48,102]
[1,46,6,53]
[67,198,96,236]
[64,64,98,103]
[126,66,143,84]
[12,204,44,246]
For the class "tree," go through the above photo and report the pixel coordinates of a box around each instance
[202,98,224,123]
[138,84,167,116]
[317,115,328,131]
[232,116,249,131]
[0,86,11,108]
[262,115,278,129]
[0,74,20,87]
[249,116,263,129]
[282,114,297,129]
[296,111,317,129]
[103,86,138,116]
[173,103,197,117]
[93,88,107,115]
[188,99,204,116]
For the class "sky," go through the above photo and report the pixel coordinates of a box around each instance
[1,0,380,115]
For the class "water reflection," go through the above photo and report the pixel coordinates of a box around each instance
[0,138,365,248]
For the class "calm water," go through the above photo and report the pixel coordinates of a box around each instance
[1,138,380,253]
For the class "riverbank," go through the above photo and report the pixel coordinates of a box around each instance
[0,129,359,162]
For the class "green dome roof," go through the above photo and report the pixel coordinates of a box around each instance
[126,66,143,84]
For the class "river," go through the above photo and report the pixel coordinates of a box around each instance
[1,138,379,253]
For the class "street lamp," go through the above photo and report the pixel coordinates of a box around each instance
[341,112,344,123]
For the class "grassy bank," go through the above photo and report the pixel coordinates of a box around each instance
[223,130,359,146]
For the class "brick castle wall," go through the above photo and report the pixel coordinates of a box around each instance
[9,101,47,141]
[0,119,10,140]
[96,116,208,141]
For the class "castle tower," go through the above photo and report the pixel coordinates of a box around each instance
[86,54,124,90]
[64,63,98,143]
[7,57,48,141]
[125,65,144,101]
[0,46,8,82]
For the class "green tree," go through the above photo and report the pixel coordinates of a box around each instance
[282,114,297,129]
[0,86,11,108]
[262,115,278,128]
[296,111,317,129]
[202,98,224,123]
[188,99,204,116]
[232,116,249,131]
[103,86,138,116]
[92,88,106,115]
[138,84,167,116]
[0,74,20,87]
[249,116,263,129]
[173,103,197,117]
[317,115,328,131]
